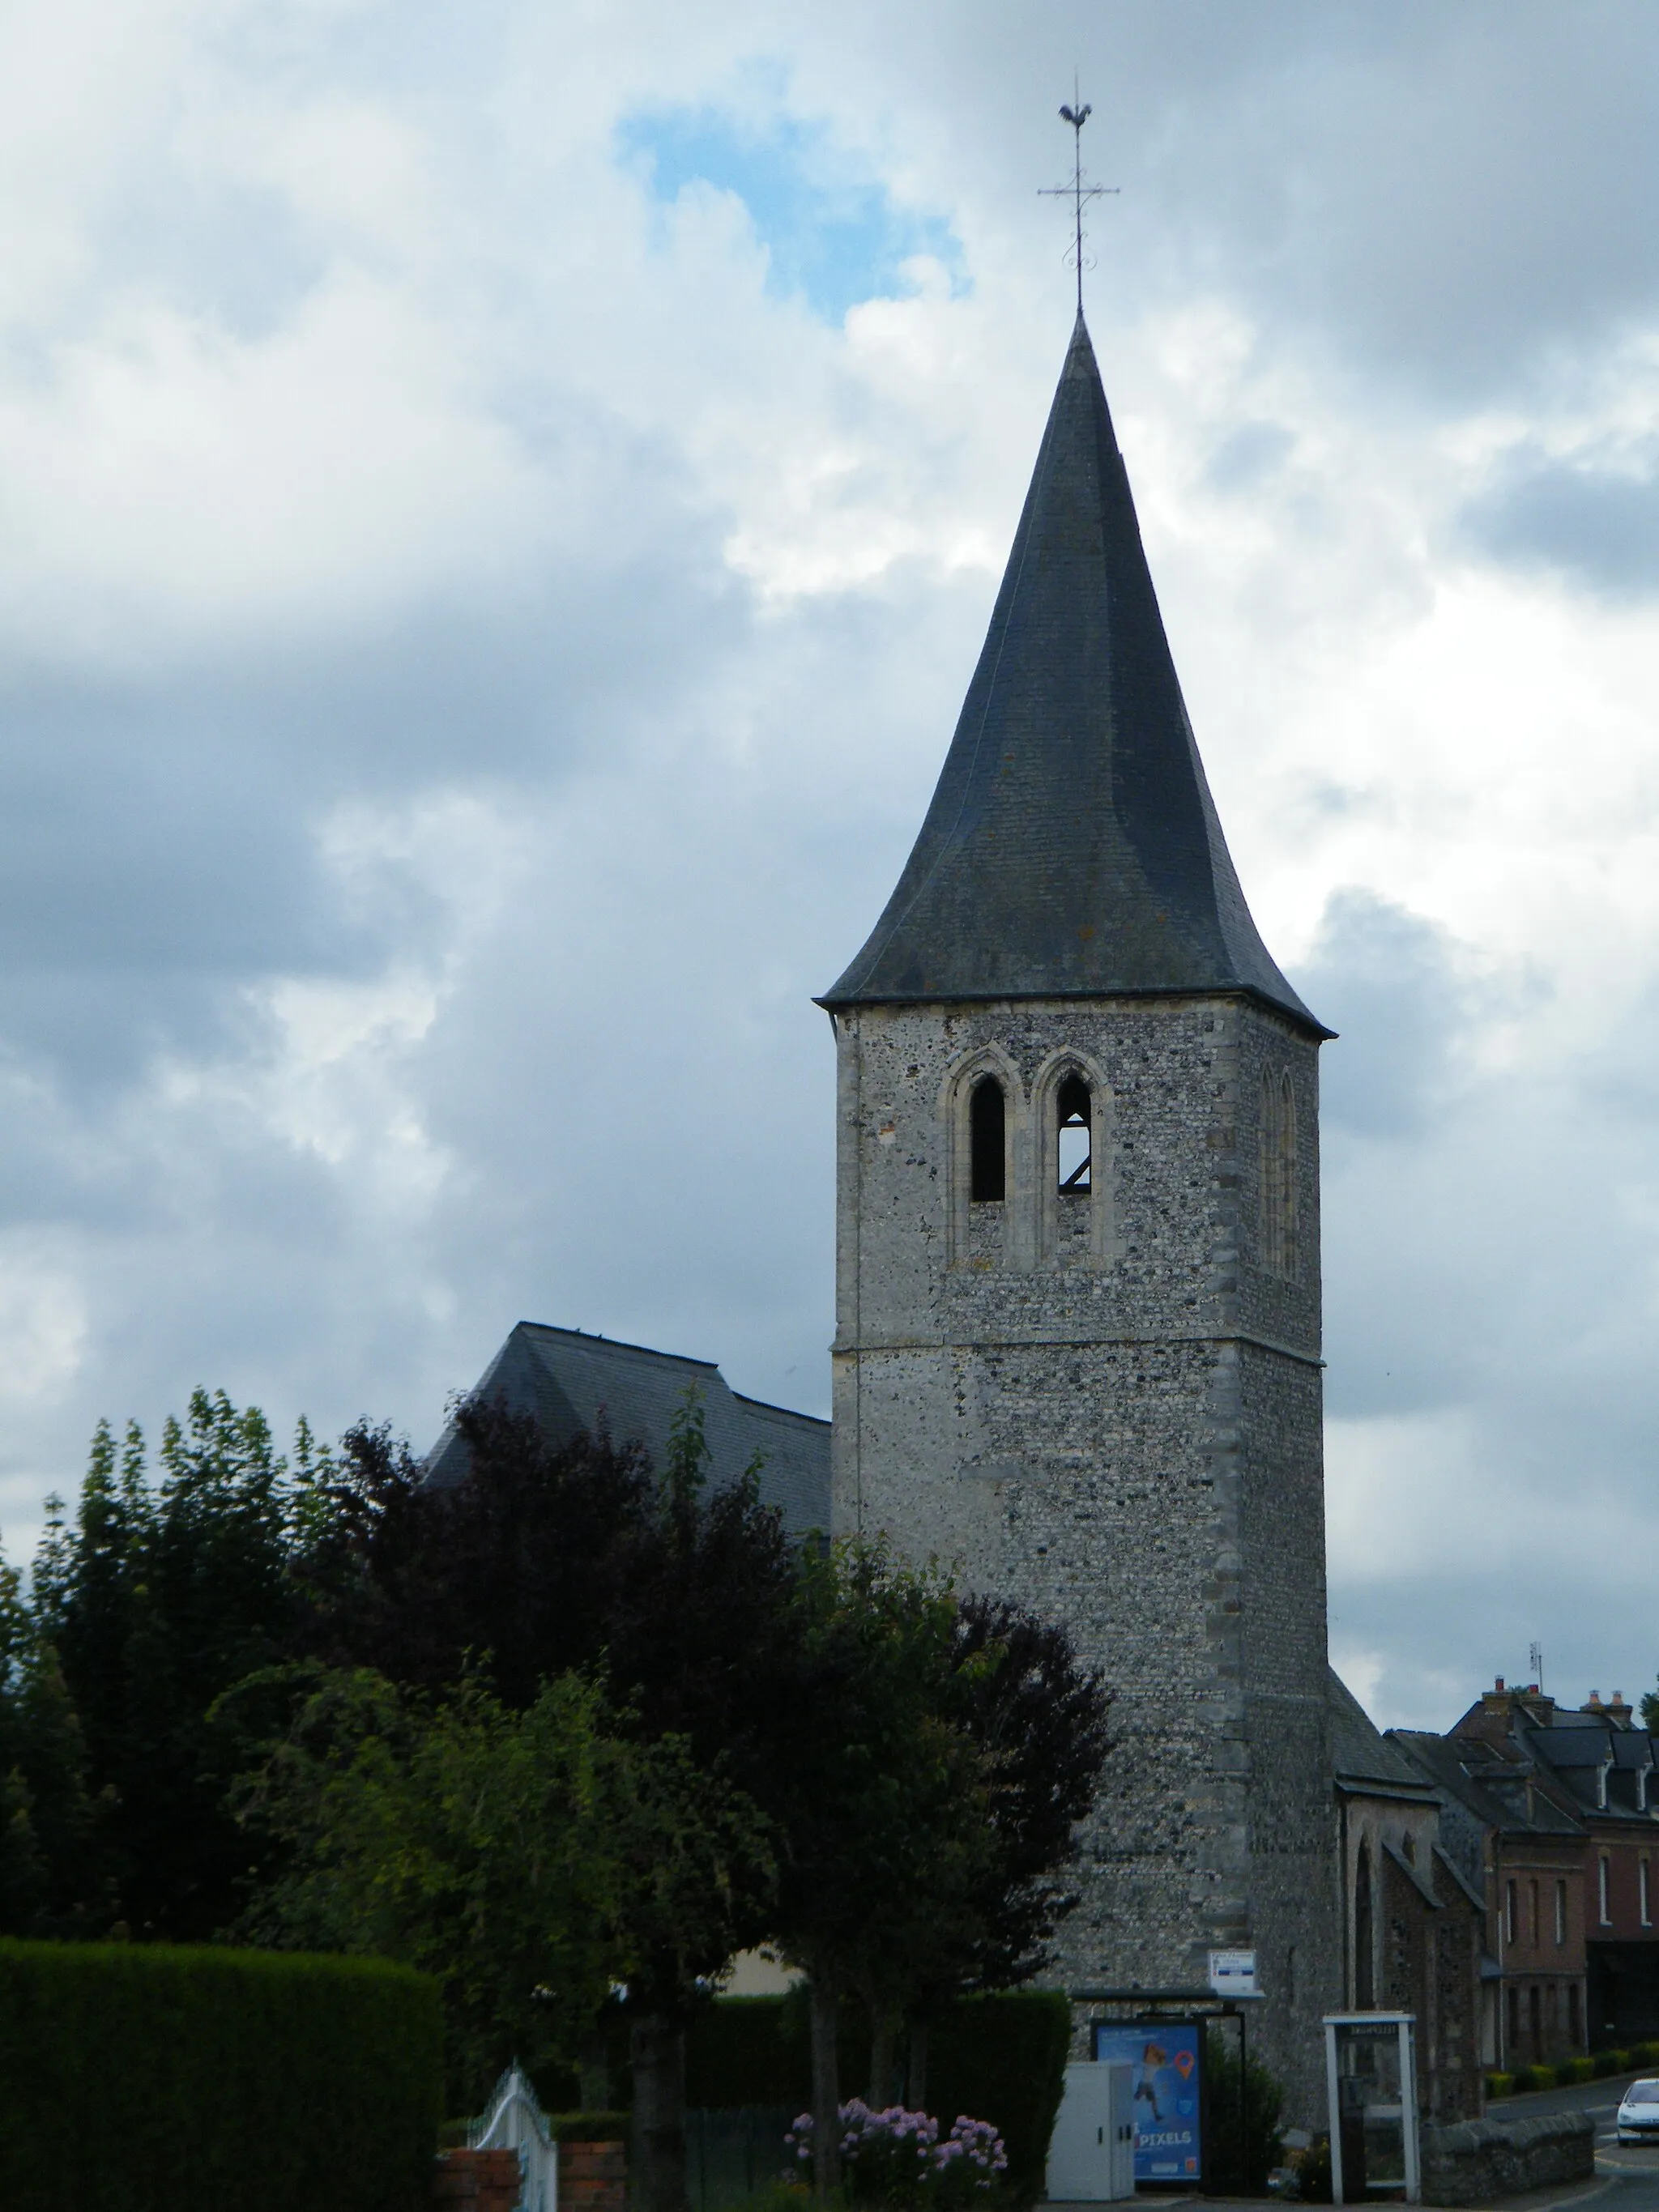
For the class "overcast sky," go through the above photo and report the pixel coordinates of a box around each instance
[0,0,1656,1730]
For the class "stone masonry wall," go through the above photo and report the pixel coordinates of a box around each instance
[830,993,1337,2120]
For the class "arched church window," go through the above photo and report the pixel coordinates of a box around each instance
[970,1076,1005,1203]
[1260,1067,1297,1278]
[1354,1840,1375,2008]
[1056,1073,1091,1193]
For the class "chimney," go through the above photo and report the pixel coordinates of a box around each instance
[1609,1691,1634,1727]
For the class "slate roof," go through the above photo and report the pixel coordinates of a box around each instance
[821,312,1327,1035]
[1390,1728,1586,1839]
[1330,1669,1438,1799]
[424,1321,831,1539]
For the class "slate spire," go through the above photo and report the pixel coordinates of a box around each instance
[821,313,1326,1034]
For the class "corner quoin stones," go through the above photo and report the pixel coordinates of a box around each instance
[818,311,1338,2120]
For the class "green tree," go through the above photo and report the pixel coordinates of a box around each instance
[770,1542,999,2194]
[305,1386,803,2212]
[232,1663,771,2112]
[0,1549,107,1934]
[30,1393,333,1936]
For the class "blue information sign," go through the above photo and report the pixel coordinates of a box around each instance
[1090,2021,1203,2184]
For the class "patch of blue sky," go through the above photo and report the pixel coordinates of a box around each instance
[617,104,966,323]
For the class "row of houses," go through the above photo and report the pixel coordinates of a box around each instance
[1336,1673,1659,2118]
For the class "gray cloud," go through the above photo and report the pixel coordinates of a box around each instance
[2,0,1658,1758]
[1461,448,1659,597]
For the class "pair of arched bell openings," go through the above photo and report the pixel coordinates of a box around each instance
[957,1056,1300,1281]
[969,1072,1092,1200]
[953,1057,1111,1271]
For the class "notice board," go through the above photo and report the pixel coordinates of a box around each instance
[1090,2020,1203,2184]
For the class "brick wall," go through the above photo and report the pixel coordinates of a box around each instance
[432,2149,522,2212]
[561,2137,626,2212]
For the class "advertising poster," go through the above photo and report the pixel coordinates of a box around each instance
[1090,2021,1202,2183]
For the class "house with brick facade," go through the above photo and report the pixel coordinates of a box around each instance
[1392,1680,1659,2066]
[1457,1683,1659,2049]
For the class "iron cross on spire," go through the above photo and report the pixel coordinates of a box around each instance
[1038,86,1118,314]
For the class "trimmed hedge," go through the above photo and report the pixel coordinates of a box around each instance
[549,2111,631,2142]
[1593,2048,1631,2078]
[1486,2071,1514,2101]
[683,1991,1068,2203]
[0,1938,441,2212]
[925,1993,1071,2203]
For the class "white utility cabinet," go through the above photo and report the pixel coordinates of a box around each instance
[1045,2061,1136,2201]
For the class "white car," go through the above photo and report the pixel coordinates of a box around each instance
[1616,2080,1659,2144]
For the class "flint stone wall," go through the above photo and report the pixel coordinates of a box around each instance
[1419,2111,1595,2205]
[830,993,1338,2121]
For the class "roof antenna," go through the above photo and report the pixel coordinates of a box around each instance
[1039,75,1118,317]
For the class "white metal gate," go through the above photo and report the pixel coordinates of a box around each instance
[469,2061,558,2212]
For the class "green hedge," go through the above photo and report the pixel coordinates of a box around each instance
[683,1992,1068,2203]
[925,1994,1072,2202]
[549,2111,631,2142]
[1485,2071,1514,2101]
[1559,2056,1595,2084]
[1594,2048,1631,2078]
[0,1939,441,2212]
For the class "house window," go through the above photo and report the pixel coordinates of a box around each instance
[1056,1073,1091,1193]
[1555,1878,1567,1946]
[970,1078,1005,1202]
[1506,1877,1518,1946]
[1642,1856,1651,1928]
[1259,1068,1297,1277]
[1600,1854,1612,1927]
[1529,1878,1540,1946]
[1569,1984,1582,2048]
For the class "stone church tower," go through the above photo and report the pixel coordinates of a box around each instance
[819,313,1338,2111]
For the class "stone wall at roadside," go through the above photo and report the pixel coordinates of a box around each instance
[1419,2110,1594,2204]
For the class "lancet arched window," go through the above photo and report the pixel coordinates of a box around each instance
[1354,1840,1375,2009]
[970,1076,1006,1203]
[1056,1073,1091,1194]
[1260,1067,1297,1279]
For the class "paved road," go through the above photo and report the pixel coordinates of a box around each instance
[1493,2074,1659,2212]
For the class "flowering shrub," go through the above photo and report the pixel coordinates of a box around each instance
[784,2103,1009,2206]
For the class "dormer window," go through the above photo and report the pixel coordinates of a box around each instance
[970,1076,1006,1202]
[1056,1073,1091,1193]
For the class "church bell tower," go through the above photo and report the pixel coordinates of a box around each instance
[818,313,1337,2111]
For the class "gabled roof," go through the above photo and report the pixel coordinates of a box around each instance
[1391,1728,1585,1839]
[1330,1669,1437,1799]
[424,1321,831,1539]
[821,312,1326,1035]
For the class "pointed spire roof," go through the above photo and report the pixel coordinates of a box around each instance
[821,313,1327,1035]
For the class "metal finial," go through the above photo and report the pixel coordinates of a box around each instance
[1038,76,1119,314]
